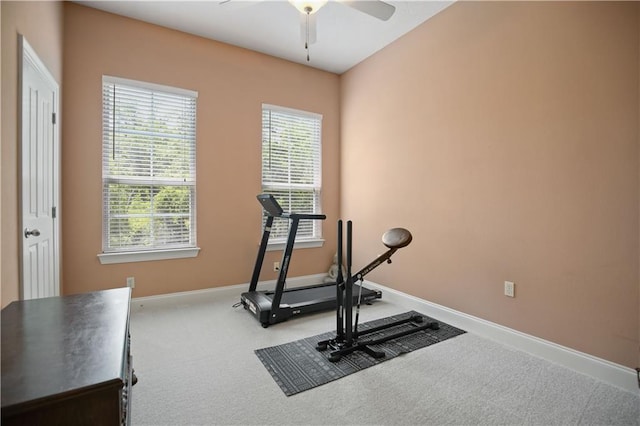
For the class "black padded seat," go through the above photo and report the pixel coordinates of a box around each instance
[382,228,413,249]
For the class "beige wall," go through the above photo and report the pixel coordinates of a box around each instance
[1,1,64,307]
[1,3,3,303]
[341,1,639,368]
[61,3,341,298]
[3,0,638,370]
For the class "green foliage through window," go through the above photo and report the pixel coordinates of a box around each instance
[102,77,197,253]
[261,104,322,242]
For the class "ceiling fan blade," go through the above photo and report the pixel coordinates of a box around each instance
[340,0,396,21]
[218,0,261,10]
[299,12,317,45]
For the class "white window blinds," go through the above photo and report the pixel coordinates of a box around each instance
[262,104,322,242]
[102,76,197,253]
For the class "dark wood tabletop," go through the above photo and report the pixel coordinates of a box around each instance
[1,287,131,421]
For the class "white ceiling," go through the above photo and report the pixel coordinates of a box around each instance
[76,0,453,74]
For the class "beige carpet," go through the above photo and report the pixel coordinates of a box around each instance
[129,287,639,425]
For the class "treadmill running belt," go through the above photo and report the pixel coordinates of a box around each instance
[268,284,374,308]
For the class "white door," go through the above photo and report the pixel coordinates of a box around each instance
[20,36,60,300]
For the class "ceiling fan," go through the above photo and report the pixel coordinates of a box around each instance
[292,1,395,60]
[291,1,396,21]
[221,0,396,61]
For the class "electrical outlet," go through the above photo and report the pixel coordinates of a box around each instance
[127,277,135,289]
[273,262,280,272]
[504,281,515,297]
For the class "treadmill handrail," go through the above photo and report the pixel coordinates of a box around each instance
[283,212,327,220]
[258,194,326,221]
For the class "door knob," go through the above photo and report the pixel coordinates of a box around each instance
[24,228,41,238]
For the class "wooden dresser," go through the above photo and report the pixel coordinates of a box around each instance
[1,288,134,425]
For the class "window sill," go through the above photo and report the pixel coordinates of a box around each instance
[266,239,324,252]
[98,247,200,264]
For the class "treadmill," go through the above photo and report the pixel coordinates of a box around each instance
[240,194,382,327]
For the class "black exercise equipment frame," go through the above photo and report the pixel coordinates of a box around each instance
[316,220,440,362]
[241,194,382,327]
[249,194,326,322]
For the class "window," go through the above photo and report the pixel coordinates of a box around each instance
[262,104,322,247]
[99,76,198,264]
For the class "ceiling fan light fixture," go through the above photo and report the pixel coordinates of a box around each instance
[288,0,328,14]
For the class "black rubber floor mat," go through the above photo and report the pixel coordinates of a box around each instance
[255,311,465,396]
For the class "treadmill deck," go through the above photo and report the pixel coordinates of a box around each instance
[241,283,381,326]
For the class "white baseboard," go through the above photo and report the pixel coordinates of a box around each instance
[364,280,639,394]
[131,274,638,394]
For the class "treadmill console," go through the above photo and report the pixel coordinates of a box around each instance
[257,194,284,217]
